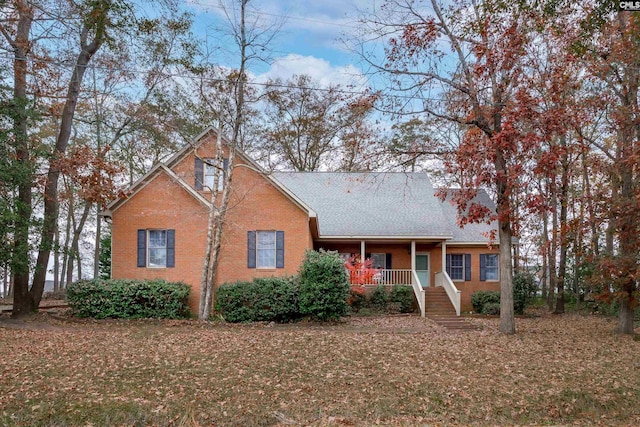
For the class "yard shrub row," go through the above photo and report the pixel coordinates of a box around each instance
[216,250,350,322]
[349,285,416,315]
[215,277,300,322]
[471,290,500,314]
[67,279,190,319]
[471,272,539,315]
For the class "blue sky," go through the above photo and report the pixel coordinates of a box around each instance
[184,0,375,89]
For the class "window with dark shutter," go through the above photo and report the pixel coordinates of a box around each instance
[247,231,256,268]
[464,254,471,281]
[166,230,175,268]
[137,229,146,267]
[194,158,204,190]
[276,231,284,268]
[480,254,487,281]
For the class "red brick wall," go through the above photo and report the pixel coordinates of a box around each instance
[111,172,210,310]
[432,246,500,312]
[111,135,313,314]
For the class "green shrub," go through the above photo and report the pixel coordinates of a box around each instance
[347,288,367,312]
[67,279,190,319]
[215,277,299,322]
[298,249,350,321]
[482,302,501,315]
[389,285,415,313]
[471,290,500,313]
[369,285,389,312]
[513,272,538,315]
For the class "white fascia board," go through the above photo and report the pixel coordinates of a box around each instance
[316,235,453,241]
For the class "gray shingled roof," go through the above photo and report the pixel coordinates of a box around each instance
[440,189,499,243]
[273,172,497,241]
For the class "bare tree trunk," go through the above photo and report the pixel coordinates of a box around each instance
[66,198,78,287]
[547,182,558,311]
[5,1,35,317]
[496,149,515,334]
[555,135,569,314]
[31,4,110,310]
[540,207,549,300]
[93,207,101,278]
[60,200,72,290]
[53,223,60,292]
[199,0,250,320]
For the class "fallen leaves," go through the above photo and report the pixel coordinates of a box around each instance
[0,313,638,426]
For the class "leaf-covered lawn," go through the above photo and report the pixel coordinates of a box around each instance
[0,314,638,426]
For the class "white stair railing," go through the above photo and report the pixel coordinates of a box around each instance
[411,270,426,317]
[435,271,461,316]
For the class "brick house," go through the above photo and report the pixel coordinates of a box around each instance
[103,128,500,315]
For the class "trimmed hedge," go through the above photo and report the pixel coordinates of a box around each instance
[215,277,299,323]
[67,279,190,319]
[298,249,350,321]
[471,290,500,314]
[389,285,415,313]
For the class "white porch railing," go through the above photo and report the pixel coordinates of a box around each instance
[435,271,461,316]
[411,270,426,318]
[349,269,425,317]
[349,268,413,285]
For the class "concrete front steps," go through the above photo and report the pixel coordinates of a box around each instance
[424,286,480,331]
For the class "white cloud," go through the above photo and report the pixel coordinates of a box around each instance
[256,53,368,89]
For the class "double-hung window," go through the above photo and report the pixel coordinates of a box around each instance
[257,231,276,268]
[480,254,499,281]
[445,253,471,281]
[148,230,167,267]
[137,229,175,268]
[195,157,228,191]
[247,230,284,269]
[449,254,464,281]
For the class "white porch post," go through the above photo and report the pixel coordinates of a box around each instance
[411,241,416,271]
[360,240,365,262]
[442,240,447,273]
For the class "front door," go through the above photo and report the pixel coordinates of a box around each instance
[416,253,430,287]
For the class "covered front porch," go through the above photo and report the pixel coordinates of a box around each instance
[316,239,462,317]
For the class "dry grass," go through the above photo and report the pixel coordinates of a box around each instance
[0,312,638,426]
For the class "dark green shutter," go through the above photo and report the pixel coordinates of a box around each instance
[247,231,256,268]
[445,254,452,277]
[137,229,146,267]
[166,230,175,268]
[276,231,284,268]
[480,254,487,281]
[385,253,392,269]
[194,158,203,190]
[464,254,471,281]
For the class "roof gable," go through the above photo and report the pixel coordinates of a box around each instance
[104,164,210,215]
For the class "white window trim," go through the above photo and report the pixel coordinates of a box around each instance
[147,229,167,269]
[450,253,465,282]
[484,254,500,281]
[203,158,224,192]
[256,230,277,269]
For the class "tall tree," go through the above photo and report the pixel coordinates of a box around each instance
[197,0,278,319]
[362,0,545,333]
[261,74,376,171]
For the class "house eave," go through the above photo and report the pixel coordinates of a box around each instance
[446,240,499,246]
[316,235,453,241]
[106,164,211,215]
